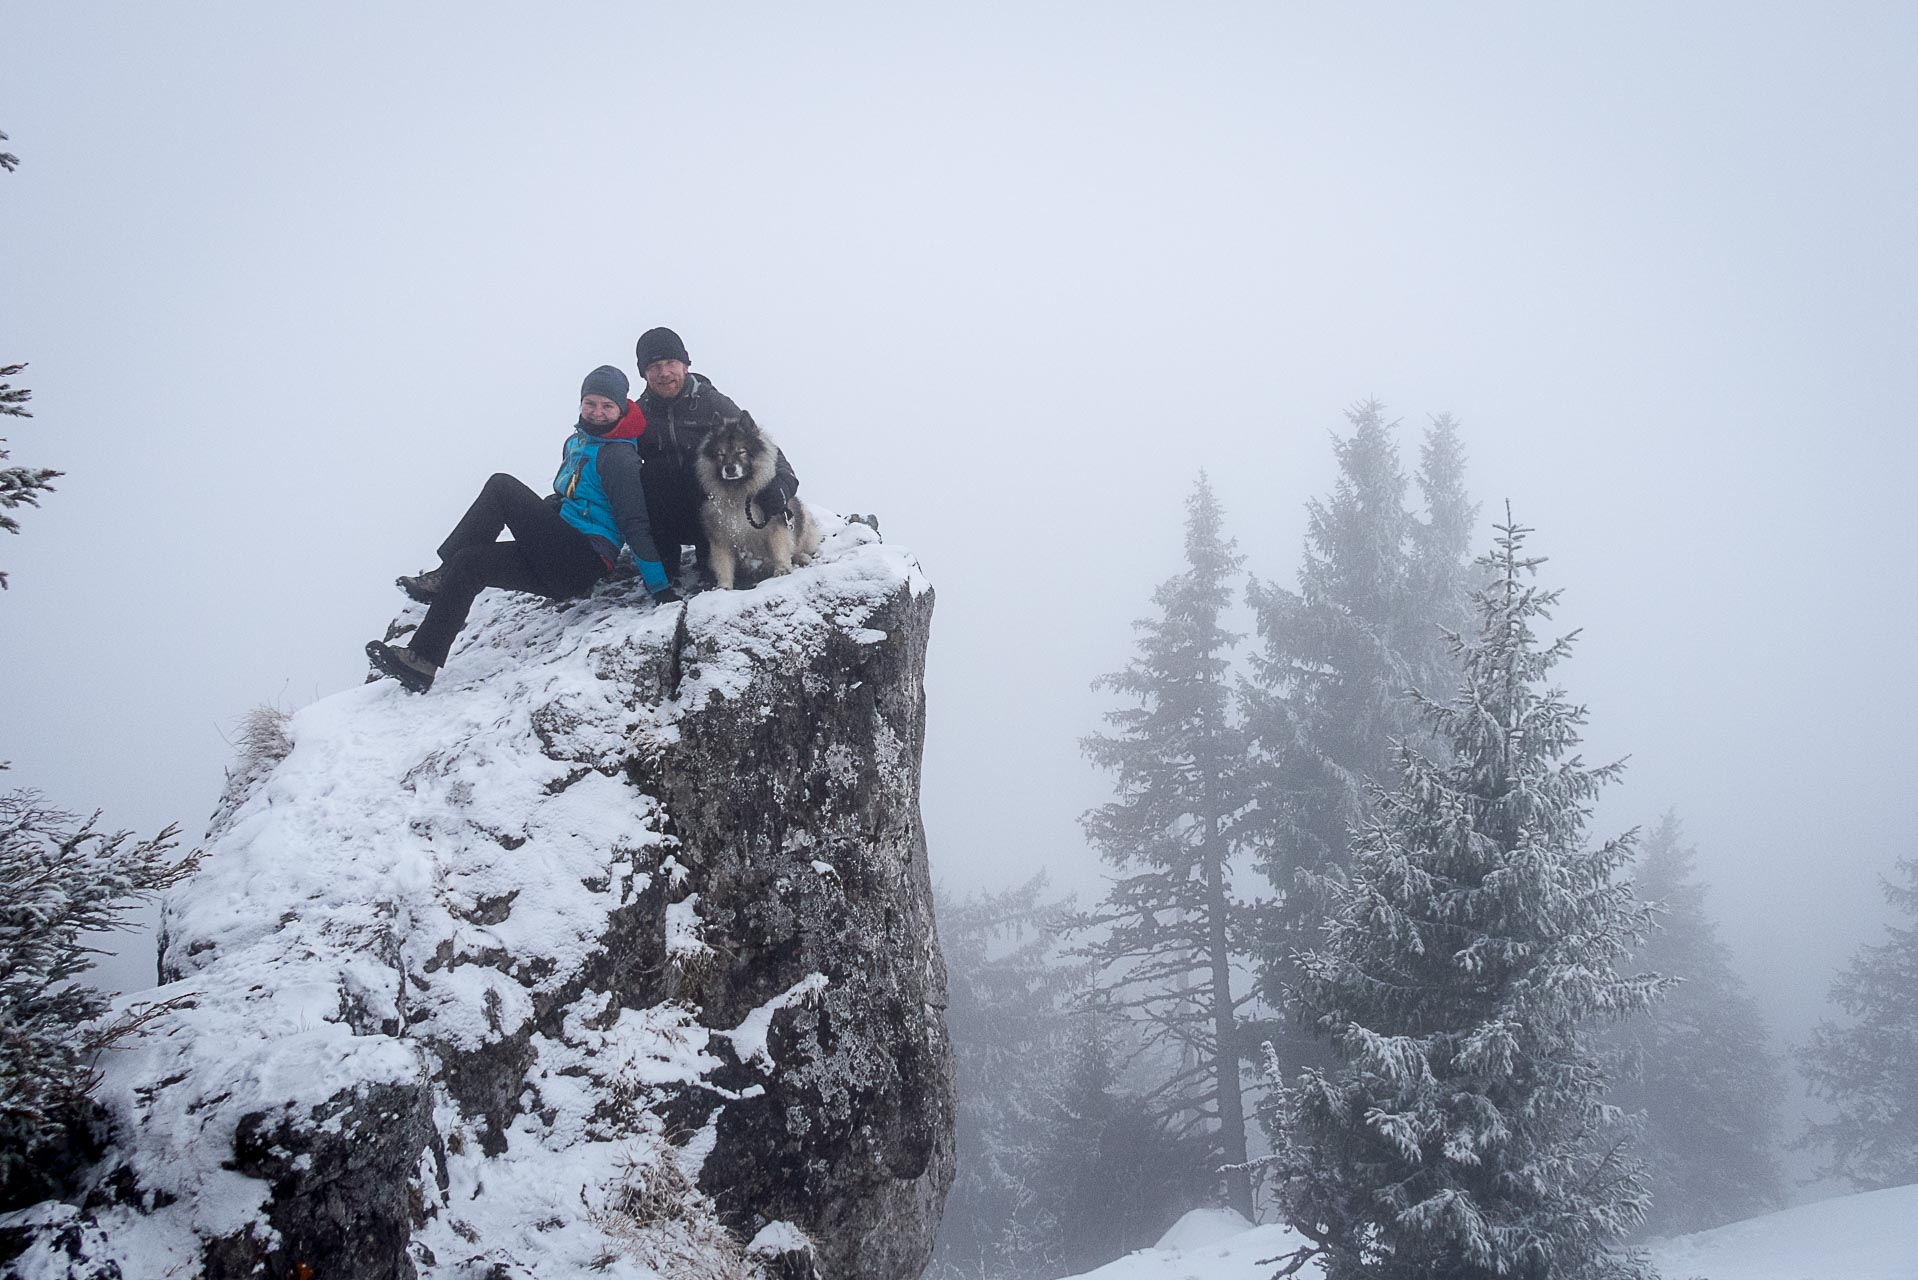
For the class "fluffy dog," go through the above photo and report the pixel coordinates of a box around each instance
[693,414,821,589]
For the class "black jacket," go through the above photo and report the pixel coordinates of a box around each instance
[636,371,738,472]
[636,373,800,523]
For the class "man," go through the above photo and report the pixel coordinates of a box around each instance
[366,365,677,694]
[632,326,797,586]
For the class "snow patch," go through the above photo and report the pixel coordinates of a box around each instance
[715,973,829,1069]
[1154,1206,1255,1251]
[665,893,709,963]
[673,1112,720,1184]
[1063,1221,1318,1280]
[746,1218,814,1258]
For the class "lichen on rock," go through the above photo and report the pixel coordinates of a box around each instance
[3,523,952,1280]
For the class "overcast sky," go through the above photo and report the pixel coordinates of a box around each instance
[5,2,1915,1195]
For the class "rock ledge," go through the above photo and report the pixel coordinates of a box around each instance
[8,525,952,1280]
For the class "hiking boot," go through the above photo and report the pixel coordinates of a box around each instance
[396,568,444,604]
[365,640,437,694]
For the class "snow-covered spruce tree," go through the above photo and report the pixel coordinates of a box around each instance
[0,371,56,590]
[1246,404,1416,901]
[1243,403,1476,1073]
[0,130,57,591]
[1610,813,1783,1236]
[1797,853,1918,1189]
[0,783,194,1210]
[1406,413,1479,666]
[1046,1012,1217,1273]
[0,129,195,1214]
[1261,514,1666,1280]
[929,875,1214,1280]
[929,874,1083,1280]
[1069,474,1261,1218]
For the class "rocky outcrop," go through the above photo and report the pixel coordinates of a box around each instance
[3,527,952,1280]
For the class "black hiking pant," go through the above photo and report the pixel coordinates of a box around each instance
[410,473,605,667]
[639,461,702,584]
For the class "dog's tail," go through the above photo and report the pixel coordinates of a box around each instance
[790,502,824,562]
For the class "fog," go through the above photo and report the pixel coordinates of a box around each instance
[5,1,1915,1205]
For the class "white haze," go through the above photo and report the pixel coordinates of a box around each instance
[3,1,1914,1204]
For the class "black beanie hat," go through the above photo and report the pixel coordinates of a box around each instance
[580,364,630,405]
[634,326,691,370]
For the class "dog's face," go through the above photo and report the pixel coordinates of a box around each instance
[701,417,768,484]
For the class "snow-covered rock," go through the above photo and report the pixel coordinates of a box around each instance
[3,523,953,1280]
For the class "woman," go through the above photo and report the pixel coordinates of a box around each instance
[366,365,677,693]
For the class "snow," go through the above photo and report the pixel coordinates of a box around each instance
[1646,1182,1918,1280]
[46,520,922,1277]
[665,892,709,961]
[1052,1185,1918,1280]
[1062,1220,1320,1280]
[1153,1206,1255,1250]
[745,1219,813,1258]
[714,972,829,1069]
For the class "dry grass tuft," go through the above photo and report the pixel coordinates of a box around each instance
[211,704,294,825]
[591,1144,756,1280]
[233,704,293,775]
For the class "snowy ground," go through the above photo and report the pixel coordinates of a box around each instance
[1065,1210,1318,1280]
[1062,1185,1918,1280]
[1646,1182,1918,1280]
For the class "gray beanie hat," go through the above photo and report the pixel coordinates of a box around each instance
[580,365,630,405]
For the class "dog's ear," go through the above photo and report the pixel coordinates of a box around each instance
[736,410,759,436]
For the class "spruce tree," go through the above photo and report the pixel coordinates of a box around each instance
[0,355,58,591]
[1,404,62,590]
[0,785,193,1209]
[1244,403,1476,1073]
[929,875,1081,1280]
[0,129,197,1211]
[1,131,58,590]
[1407,413,1479,667]
[929,875,1215,1280]
[1797,854,1918,1189]
[1246,403,1414,890]
[1261,514,1665,1280]
[1070,473,1260,1218]
[1046,1014,1217,1274]
[1610,813,1783,1236]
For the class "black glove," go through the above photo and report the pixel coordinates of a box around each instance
[754,479,793,519]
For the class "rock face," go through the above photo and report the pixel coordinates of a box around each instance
[6,528,952,1280]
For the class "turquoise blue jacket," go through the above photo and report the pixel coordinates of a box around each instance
[553,415,669,594]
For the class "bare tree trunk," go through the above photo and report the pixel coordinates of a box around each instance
[1204,810,1253,1219]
